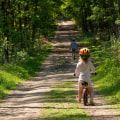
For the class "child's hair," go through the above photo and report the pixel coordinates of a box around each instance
[79,54,90,64]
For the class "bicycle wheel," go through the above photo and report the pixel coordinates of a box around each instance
[83,88,88,106]
[74,54,75,60]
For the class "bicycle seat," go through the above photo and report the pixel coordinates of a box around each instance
[82,82,88,86]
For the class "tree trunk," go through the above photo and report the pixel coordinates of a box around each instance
[18,2,24,49]
[109,0,119,40]
[88,8,94,32]
[5,47,9,63]
[82,11,89,33]
[1,1,10,62]
[118,0,120,14]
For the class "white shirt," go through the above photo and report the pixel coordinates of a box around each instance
[75,61,95,82]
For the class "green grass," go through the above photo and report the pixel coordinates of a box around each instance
[77,32,120,105]
[77,32,96,44]
[90,41,120,105]
[0,43,52,101]
[92,57,120,104]
[39,81,91,120]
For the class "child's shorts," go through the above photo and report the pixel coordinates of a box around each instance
[72,48,76,52]
[78,80,93,88]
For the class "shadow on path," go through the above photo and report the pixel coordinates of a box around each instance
[0,20,80,120]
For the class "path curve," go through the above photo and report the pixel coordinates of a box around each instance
[0,20,120,120]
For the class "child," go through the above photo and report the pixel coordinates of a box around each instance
[75,48,95,105]
[70,39,77,60]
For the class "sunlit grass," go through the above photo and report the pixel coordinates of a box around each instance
[91,42,120,105]
[77,32,120,106]
[77,32,96,44]
[0,43,52,101]
[39,81,91,120]
[0,70,24,99]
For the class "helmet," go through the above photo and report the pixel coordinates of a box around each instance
[79,48,90,55]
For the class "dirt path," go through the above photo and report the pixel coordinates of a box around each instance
[82,89,120,120]
[0,20,120,120]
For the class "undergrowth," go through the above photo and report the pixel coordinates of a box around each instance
[91,42,120,104]
[77,32,96,44]
[0,44,52,101]
[78,32,120,105]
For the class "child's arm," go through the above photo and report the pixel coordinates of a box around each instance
[75,63,81,76]
[89,62,95,73]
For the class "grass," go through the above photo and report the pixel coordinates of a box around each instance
[39,81,91,120]
[92,57,120,104]
[0,43,52,101]
[90,40,120,105]
[77,32,120,105]
[77,32,96,44]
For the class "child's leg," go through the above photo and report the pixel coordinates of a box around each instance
[78,87,83,102]
[86,80,94,105]
[88,87,94,104]
[78,82,83,102]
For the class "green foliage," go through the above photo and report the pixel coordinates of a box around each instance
[115,19,120,26]
[61,0,120,40]
[77,32,96,44]
[93,59,120,104]
[16,51,29,63]
[0,43,52,101]
[0,0,58,100]
[0,0,120,63]
[91,39,120,104]
[0,0,59,63]
[77,30,120,105]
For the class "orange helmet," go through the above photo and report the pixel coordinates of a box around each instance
[79,48,90,55]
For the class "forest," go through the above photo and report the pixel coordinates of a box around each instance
[0,0,120,63]
[0,0,120,104]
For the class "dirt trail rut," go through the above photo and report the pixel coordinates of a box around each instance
[0,20,120,120]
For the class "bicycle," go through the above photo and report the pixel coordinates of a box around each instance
[74,72,96,106]
[72,48,76,60]
[70,39,77,60]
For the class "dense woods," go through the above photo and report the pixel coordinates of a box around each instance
[61,0,120,41]
[0,0,120,63]
[0,0,61,63]
[60,0,120,104]
[0,0,120,106]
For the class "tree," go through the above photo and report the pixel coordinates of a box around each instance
[109,0,119,40]
[62,0,119,41]
[0,0,60,63]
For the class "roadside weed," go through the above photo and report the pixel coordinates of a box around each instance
[0,44,52,101]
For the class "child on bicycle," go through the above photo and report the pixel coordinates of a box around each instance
[70,39,77,60]
[74,48,95,105]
